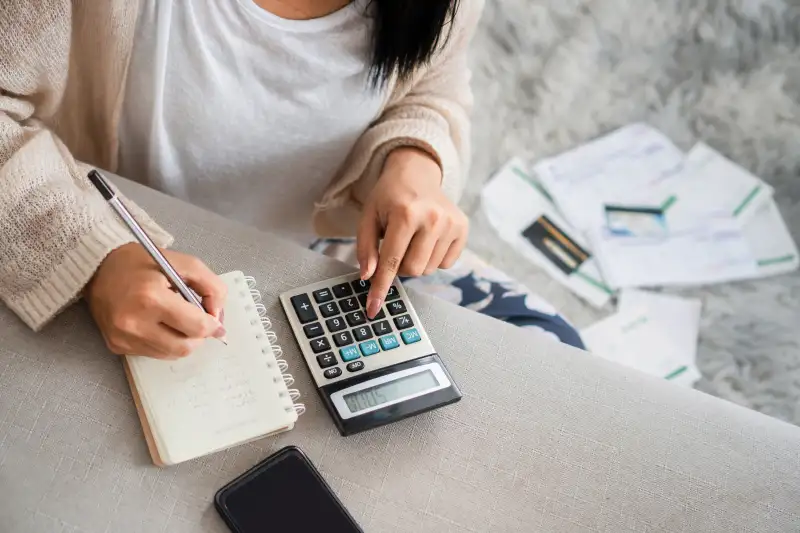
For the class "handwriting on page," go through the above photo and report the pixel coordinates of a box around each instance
[165,345,259,412]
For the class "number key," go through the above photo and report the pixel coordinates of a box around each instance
[340,296,359,312]
[353,326,373,341]
[345,311,366,326]
[371,320,392,336]
[326,316,346,333]
[357,293,368,308]
[312,288,333,303]
[351,279,370,293]
[332,283,353,298]
[320,301,340,318]
[387,300,407,316]
[334,330,354,347]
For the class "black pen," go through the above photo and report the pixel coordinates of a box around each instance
[87,170,227,345]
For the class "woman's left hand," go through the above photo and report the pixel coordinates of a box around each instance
[357,147,468,319]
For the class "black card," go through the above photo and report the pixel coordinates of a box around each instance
[522,215,590,275]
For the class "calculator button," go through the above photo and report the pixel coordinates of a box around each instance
[323,367,342,380]
[353,326,373,341]
[346,361,365,373]
[372,320,392,336]
[351,279,370,293]
[401,329,421,345]
[394,314,414,330]
[369,308,386,321]
[387,300,407,316]
[333,331,354,347]
[386,286,400,301]
[325,316,346,333]
[303,322,324,339]
[316,353,337,368]
[345,311,366,326]
[312,288,333,303]
[359,340,380,356]
[340,296,359,312]
[311,337,331,354]
[291,294,317,324]
[379,335,400,351]
[339,346,360,362]
[332,283,353,298]
[357,293,368,308]
[319,301,340,318]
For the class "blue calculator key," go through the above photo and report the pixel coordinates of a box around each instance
[379,334,399,351]
[339,346,361,362]
[401,328,422,345]
[360,340,380,356]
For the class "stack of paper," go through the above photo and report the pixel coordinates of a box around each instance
[481,158,614,308]
[531,125,798,289]
[480,122,798,386]
[582,290,702,387]
[533,123,688,234]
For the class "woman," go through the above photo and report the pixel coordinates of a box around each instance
[0,0,581,359]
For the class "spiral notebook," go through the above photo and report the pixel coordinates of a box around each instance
[123,271,304,467]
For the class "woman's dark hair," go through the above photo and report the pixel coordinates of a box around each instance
[368,0,461,86]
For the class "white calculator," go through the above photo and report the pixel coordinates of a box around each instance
[280,273,462,435]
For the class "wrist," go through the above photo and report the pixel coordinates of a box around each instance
[385,146,443,185]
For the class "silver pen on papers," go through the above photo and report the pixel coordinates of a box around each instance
[87,169,227,345]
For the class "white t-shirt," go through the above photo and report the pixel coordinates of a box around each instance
[119,0,386,244]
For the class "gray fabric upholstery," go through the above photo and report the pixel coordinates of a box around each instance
[1,177,798,532]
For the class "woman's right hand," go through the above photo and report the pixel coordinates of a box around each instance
[85,243,228,360]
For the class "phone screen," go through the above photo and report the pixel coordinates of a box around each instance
[218,448,362,533]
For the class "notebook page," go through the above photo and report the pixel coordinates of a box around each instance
[127,272,295,465]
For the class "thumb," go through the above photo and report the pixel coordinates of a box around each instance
[357,207,380,280]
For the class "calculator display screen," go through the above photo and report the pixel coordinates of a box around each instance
[343,370,439,413]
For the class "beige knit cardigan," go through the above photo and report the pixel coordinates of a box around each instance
[0,0,482,331]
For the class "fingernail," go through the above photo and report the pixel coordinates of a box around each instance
[367,298,382,319]
[213,325,227,339]
[361,259,376,281]
[219,309,225,324]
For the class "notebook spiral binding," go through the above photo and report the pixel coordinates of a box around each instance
[244,276,306,417]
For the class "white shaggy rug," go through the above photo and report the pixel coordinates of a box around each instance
[463,0,800,424]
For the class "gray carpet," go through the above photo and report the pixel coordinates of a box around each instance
[462,0,800,425]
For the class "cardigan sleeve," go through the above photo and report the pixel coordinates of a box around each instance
[313,0,484,237]
[0,0,172,330]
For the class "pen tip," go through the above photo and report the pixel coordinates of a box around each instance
[220,336,229,346]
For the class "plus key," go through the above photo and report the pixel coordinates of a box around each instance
[290,293,318,324]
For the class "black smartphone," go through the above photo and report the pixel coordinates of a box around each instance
[215,446,363,533]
